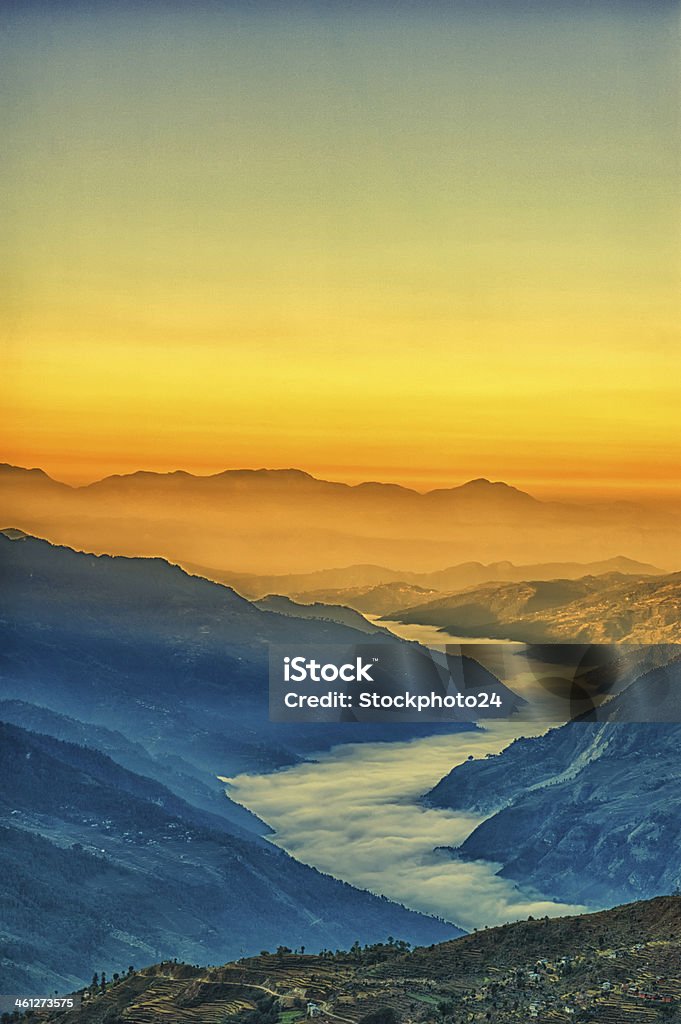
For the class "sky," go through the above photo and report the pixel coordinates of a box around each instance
[2,1,679,495]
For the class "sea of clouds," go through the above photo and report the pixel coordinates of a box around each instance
[227,726,588,934]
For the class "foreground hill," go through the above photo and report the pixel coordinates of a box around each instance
[2,462,679,573]
[41,896,681,1024]
[385,572,681,643]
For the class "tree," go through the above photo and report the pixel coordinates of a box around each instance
[358,1008,399,1024]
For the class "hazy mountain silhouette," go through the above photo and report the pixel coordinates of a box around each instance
[2,463,678,574]
[306,581,442,616]
[179,556,663,619]
[253,594,387,634]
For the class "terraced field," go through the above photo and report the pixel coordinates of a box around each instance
[33,897,681,1024]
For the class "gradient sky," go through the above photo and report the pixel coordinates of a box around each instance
[2,1,679,495]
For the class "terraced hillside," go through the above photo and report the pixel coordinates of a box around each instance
[34,896,681,1024]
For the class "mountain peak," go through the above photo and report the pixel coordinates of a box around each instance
[461,477,521,492]
[0,463,56,480]
[0,526,29,540]
[423,477,538,503]
[211,467,316,480]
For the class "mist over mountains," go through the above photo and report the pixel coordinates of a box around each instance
[2,463,679,573]
[1,718,459,994]
[0,532,466,992]
[183,554,663,606]
[3,469,681,997]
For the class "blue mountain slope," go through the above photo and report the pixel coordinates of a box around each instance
[0,533,473,777]
[424,656,681,906]
[0,534,469,993]
[0,721,462,994]
[0,698,269,835]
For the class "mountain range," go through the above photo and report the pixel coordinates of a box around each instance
[2,462,679,573]
[183,554,662,606]
[0,530,470,768]
[253,594,388,634]
[3,479,681,1000]
[0,531,467,992]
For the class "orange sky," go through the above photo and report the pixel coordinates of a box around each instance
[2,4,679,498]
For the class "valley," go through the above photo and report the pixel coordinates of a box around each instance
[226,729,585,933]
[1,524,680,1002]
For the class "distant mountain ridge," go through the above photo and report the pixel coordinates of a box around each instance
[193,555,664,606]
[179,557,659,598]
[2,462,679,573]
[0,462,533,501]
[253,594,387,634]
